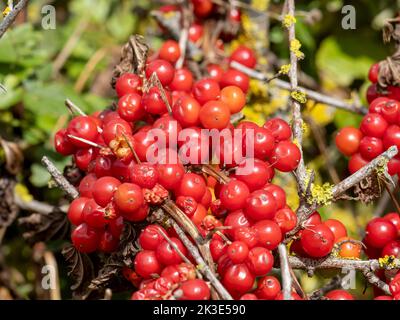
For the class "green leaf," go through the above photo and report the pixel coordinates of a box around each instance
[0,87,23,110]
[107,8,137,41]
[316,36,375,86]
[30,163,52,187]
[333,109,363,129]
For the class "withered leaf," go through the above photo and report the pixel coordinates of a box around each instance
[379,18,400,88]
[62,245,95,298]
[0,174,17,228]
[0,138,23,175]
[111,35,149,88]
[354,174,383,204]
[18,208,69,245]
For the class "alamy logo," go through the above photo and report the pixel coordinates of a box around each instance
[341,5,356,30]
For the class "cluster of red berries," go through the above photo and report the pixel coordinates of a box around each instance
[336,63,400,176]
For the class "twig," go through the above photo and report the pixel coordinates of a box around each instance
[14,193,67,214]
[171,220,233,300]
[286,146,398,240]
[309,275,343,300]
[65,99,87,116]
[278,244,292,300]
[284,0,307,195]
[175,1,190,69]
[0,0,29,39]
[52,18,90,77]
[230,61,367,115]
[41,156,79,200]
[383,180,400,214]
[43,251,61,300]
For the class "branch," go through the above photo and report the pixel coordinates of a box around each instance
[286,146,398,240]
[0,0,29,39]
[288,255,397,295]
[41,156,79,200]
[278,244,292,300]
[14,193,68,214]
[230,61,367,115]
[171,220,233,300]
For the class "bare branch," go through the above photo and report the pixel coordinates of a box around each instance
[41,156,79,200]
[278,244,292,300]
[230,61,367,115]
[171,220,233,300]
[0,0,29,39]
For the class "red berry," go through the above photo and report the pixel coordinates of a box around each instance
[176,279,210,300]
[231,227,257,249]
[382,240,400,258]
[188,23,203,42]
[368,62,380,83]
[207,64,224,83]
[142,87,172,115]
[177,173,207,202]
[256,276,281,300]
[114,183,144,214]
[360,113,388,138]
[224,210,251,239]
[159,40,181,64]
[134,250,162,279]
[68,197,89,226]
[74,148,95,171]
[335,127,362,157]
[192,78,221,105]
[92,176,121,207]
[325,290,354,300]
[220,69,250,93]
[324,219,347,243]
[82,199,107,229]
[253,220,282,250]
[234,159,274,191]
[381,100,400,123]
[301,224,335,258]
[269,141,301,172]
[210,238,228,261]
[383,124,400,152]
[263,118,292,142]
[192,0,213,18]
[130,163,158,189]
[117,93,144,122]
[54,129,75,155]
[245,190,277,221]
[364,218,397,248]
[98,230,119,253]
[156,237,187,265]
[71,223,100,253]
[227,241,249,264]
[229,46,257,69]
[220,179,250,211]
[222,264,255,297]
[102,118,132,145]
[157,163,185,190]
[348,153,369,174]
[115,73,142,97]
[139,225,166,250]
[359,136,384,160]
[369,97,389,114]
[78,173,97,198]
[172,95,201,127]
[245,246,273,276]
[274,207,297,234]
[169,68,193,92]
[67,116,98,148]
[383,212,400,233]
[220,85,246,114]
[263,184,286,210]
[145,59,175,86]
[240,293,258,300]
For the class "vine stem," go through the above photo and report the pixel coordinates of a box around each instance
[278,244,293,300]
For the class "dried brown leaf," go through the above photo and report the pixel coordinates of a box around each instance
[0,138,23,175]
[111,35,149,88]
[62,244,95,298]
[0,174,17,228]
